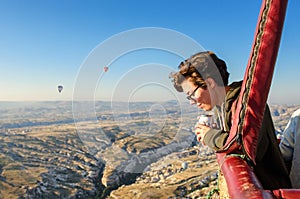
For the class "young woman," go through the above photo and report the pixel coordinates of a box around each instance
[170,51,291,189]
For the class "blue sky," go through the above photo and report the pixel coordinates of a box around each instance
[0,0,299,104]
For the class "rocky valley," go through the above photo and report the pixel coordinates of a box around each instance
[0,101,299,199]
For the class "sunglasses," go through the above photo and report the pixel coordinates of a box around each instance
[186,85,201,102]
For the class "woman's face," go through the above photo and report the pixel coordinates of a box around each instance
[181,79,213,111]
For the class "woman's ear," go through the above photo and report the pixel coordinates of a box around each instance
[206,77,216,88]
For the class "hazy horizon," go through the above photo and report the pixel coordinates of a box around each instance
[0,99,299,105]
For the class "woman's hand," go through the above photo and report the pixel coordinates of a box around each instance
[194,123,211,144]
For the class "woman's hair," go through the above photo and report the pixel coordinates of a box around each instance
[170,51,230,92]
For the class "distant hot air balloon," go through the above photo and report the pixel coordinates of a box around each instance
[103,66,109,72]
[58,85,63,93]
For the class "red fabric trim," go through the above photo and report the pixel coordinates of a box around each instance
[242,0,288,162]
[222,0,288,163]
[272,189,300,198]
[216,154,274,199]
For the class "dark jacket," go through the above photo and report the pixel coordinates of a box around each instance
[203,81,291,190]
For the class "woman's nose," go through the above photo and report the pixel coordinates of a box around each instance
[190,100,196,105]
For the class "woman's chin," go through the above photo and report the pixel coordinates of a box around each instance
[202,106,212,111]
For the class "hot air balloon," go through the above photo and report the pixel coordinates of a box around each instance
[103,66,109,72]
[58,85,63,93]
